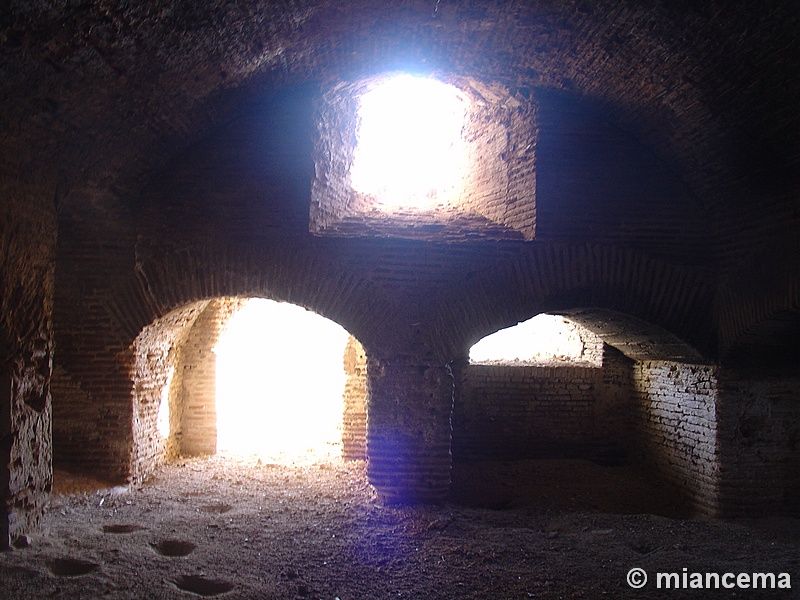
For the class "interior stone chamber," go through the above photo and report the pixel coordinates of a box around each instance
[1,0,797,548]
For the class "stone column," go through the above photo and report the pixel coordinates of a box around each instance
[365,355,454,504]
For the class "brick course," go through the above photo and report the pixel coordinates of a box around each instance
[630,361,720,515]
[453,349,630,463]
[342,336,368,460]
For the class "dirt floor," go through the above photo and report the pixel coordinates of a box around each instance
[1,453,798,599]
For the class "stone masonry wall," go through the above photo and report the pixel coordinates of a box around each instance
[341,336,367,460]
[630,361,719,515]
[0,178,57,548]
[453,346,630,463]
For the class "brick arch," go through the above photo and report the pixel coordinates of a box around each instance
[428,243,715,362]
[51,297,216,483]
[94,288,370,484]
[112,240,394,482]
[129,293,363,480]
[107,242,401,356]
[53,238,396,483]
[442,275,720,515]
[129,299,215,483]
[552,309,706,363]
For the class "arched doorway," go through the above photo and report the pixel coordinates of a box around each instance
[214,298,350,462]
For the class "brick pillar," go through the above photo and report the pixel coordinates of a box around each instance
[176,298,242,457]
[175,310,219,457]
[341,336,367,460]
[365,355,454,504]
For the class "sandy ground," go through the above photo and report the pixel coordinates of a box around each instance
[1,453,798,599]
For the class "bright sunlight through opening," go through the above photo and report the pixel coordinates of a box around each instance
[350,74,469,210]
[470,314,588,364]
[214,299,350,463]
[157,366,174,439]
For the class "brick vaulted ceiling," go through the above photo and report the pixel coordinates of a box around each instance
[2,1,795,209]
[2,0,798,361]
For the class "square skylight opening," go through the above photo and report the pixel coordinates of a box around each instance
[349,74,470,211]
[310,73,538,242]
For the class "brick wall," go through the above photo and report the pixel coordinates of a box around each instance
[716,371,800,516]
[455,350,799,517]
[629,362,799,517]
[130,301,209,483]
[366,356,454,503]
[630,361,720,515]
[453,346,630,463]
[453,353,727,515]
[172,298,243,458]
[342,336,367,460]
[51,367,103,474]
